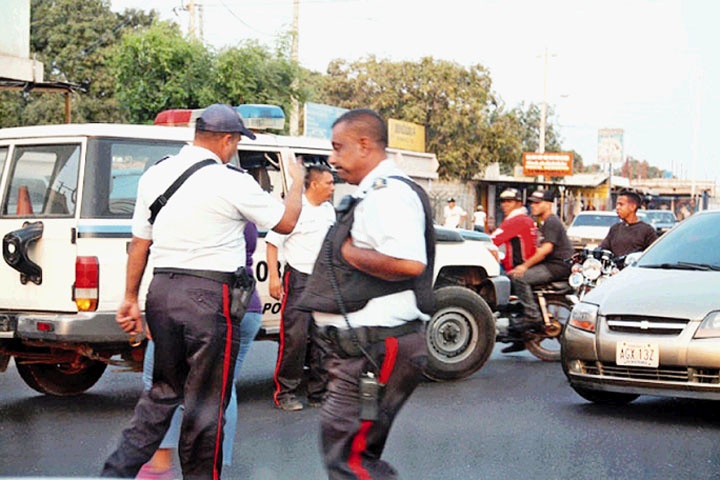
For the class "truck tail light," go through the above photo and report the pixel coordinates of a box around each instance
[74,256,99,311]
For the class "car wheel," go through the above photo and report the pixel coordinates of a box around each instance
[571,386,639,405]
[16,358,107,396]
[424,286,495,382]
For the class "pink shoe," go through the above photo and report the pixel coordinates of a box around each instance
[136,462,180,480]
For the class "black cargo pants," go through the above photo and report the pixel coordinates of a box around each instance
[273,265,327,404]
[316,325,427,480]
[101,272,241,480]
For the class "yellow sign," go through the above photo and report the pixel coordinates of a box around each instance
[388,119,425,152]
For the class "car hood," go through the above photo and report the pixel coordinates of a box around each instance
[583,267,719,320]
[566,225,609,240]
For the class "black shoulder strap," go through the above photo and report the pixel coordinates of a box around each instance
[389,175,436,313]
[148,159,216,225]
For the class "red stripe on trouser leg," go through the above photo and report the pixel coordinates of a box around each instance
[213,283,233,480]
[272,269,292,405]
[347,336,400,479]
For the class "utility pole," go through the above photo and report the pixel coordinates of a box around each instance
[289,0,300,136]
[188,0,196,39]
[187,0,203,42]
[537,47,549,184]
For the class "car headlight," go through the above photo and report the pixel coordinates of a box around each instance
[582,257,602,280]
[694,311,720,339]
[569,302,599,333]
[568,272,584,288]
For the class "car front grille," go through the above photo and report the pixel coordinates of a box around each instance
[581,362,720,384]
[606,315,689,336]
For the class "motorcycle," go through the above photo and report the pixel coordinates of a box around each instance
[567,248,621,302]
[495,280,574,362]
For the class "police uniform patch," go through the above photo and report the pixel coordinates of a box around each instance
[372,177,387,190]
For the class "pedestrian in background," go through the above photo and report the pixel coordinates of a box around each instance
[300,109,434,479]
[443,197,467,228]
[101,104,305,479]
[136,222,264,479]
[266,165,336,411]
[472,204,486,232]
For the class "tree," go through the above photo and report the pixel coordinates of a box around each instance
[318,56,524,180]
[212,39,303,132]
[111,21,215,124]
[0,0,155,127]
[512,102,562,154]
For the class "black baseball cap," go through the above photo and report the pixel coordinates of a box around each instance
[528,190,554,203]
[196,104,256,140]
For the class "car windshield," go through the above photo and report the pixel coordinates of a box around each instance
[643,211,676,224]
[570,214,620,228]
[638,213,720,269]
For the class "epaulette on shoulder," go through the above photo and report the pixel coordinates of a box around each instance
[371,177,388,190]
[226,164,246,173]
[150,155,171,168]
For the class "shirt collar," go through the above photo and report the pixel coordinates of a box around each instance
[181,144,223,164]
[505,206,528,219]
[354,158,401,198]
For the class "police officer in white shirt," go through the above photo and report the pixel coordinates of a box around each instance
[102,104,305,480]
[266,165,336,411]
[299,109,434,480]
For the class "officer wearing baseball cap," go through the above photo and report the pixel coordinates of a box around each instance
[102,104,306,479]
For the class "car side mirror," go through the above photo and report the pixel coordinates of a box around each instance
[624,251,643,268]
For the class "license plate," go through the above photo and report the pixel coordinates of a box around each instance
[616,341,659,368]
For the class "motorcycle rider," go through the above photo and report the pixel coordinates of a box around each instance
[599,189,657,265]
[490,188,538,353]
[501,189,574,353]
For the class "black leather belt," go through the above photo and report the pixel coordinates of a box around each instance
[154,267,235,285]
[316,320,423,345]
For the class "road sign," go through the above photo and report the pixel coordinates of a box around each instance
[598,128,624,164]
[522,152,573,177]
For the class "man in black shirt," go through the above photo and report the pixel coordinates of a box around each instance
[600,190,657,264]
[503,189,573,353]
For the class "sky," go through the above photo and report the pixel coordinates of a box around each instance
[111,0,720,183]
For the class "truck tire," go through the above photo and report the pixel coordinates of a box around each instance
[424,286,495,382]
[16,359,107,396]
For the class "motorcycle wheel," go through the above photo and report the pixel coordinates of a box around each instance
[424,286,495,382]
[525,298,572,362]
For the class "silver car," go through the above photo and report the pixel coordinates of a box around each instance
[561,209,720,404]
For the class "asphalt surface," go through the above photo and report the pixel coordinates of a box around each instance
[1,342,719,479]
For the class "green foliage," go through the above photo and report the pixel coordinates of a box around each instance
[212,40,300,129]
[111,21,215,124]
[318,56,524,180]
[1,0,155,127]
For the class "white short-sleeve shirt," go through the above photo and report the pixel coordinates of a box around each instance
[265,195,336,274]
[132,145,285,271]
[313,159,430,329]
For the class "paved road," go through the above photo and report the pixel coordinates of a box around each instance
[1,342,719,479]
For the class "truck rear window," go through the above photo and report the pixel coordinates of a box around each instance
[2,143,80,217]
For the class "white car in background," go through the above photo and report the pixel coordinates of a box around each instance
[566,211,620,251]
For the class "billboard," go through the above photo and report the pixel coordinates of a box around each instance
[522,152,573,177]
[598,128,624,164]
[303,102,348,140]
[388,119,426,152]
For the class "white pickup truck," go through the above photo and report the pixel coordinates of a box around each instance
[0,120,507,395]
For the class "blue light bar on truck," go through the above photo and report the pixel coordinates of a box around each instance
[235,104,285,131]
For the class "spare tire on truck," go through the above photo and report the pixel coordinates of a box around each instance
[16,357,107,396]
[424,286,495,381]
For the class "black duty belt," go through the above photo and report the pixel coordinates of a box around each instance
[154,267,235,285]
[316,320,423,346]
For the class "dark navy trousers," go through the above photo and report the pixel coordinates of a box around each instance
[102,272,240,480]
